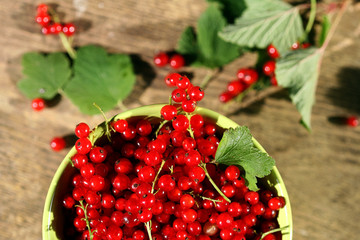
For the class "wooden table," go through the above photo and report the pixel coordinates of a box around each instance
[0,1,359,239]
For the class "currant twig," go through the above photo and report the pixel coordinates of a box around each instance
[77,200,95,240]
[144,221,153,240]
[300,0,317,42]
[199,162,231,203]
[259,226,290,240]
[151,160,166,194]
[185,112,195,139]
[155,120,169,137]
[93,103,112,141]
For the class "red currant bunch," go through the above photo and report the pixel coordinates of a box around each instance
[60,78,286,239]
[35,3,76,36]
[154,52,185,69]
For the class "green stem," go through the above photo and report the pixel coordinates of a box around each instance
[200,163,231,203]
[185,112,195,139]
[200,69,218,89]
[93,103,111,141]
[259,226,289,240]
[78,200,95,240]
[151,160,166,194]
[144,221,153,240]
[300,0,317,43]
[155,120,169,137]
[47,6,77,59]
[235,83,255,103]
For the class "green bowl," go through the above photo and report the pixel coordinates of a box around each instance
[43,104,293,240]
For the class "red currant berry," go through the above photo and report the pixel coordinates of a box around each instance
[36,13,51,26]
[50,137,66,151]
[75,137,92,154]
[171,88,187,102]
[154,52,169,67]
[136,119,152,136]
[158,174,176,192]
[270,75,278,86]
[143,150,162,166]
[268,197,282,210]
[31,98,45,111]
[245,191,259,205]
[37,4,48,14]
[263,60,276,76]
[62,194,75,208]
[219,91,234,103]
[291,41,300,50]
[188,86,205,101]
[112,173,130,191]
[227,80,245,96]
[75,122,90,138]
[228,202,242,217]
[267,44,280,58]
[112,119,128,132]
[182,99,196,113]
[225,165,240,181]
[138,165,156,183]
[184,150,201,166]
[101,193,115,208]
[89,175,105,192]
[49,23,62,34]
[89,147,107,163]
[347,116,359,127]
[237,68,259,85]
[161,105,177,120]
[176,76,191,89]
[182,208,197,223]
[62,23,76,37]
[169,54,185,69]
[180,194,195,209]
[302,42,311,49]
[172,114,189,131]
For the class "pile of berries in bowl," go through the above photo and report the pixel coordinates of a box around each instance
[43,74,292,240]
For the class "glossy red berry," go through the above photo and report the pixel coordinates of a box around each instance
[182,100,196,113]
[169,54,185,69]
[225,165,240,181]
[219,91,234,103]
[37,4,48,14]
[161,105,177,120]
[154,52,169,67]
[36,13,51,26]
[176,76,191,89]
[263,61,276,76]
[158,175,176,192]
[267,44,280,58]
[112,119,128,132]
[50,137,66,151]
[237,68,258,85]
[188,86,205,101]
[268,197,282,210]
[49,23,62,34]
[31,98,45,111]
[171,88,187,102]
[75,122,90,138]
[136,119,152,136]
[245,191,260,205]
[75,137,92,154]
[62,23,76,37]
[347,116,359,127]
[227,80,245,96]
[182,208,197,223]
[89,175,105,192]
[172,114,189,131]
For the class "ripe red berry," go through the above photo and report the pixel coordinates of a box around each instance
[227,80,245,96]
[31,98,45,111]
[219,91,234,103]
[169,54,185,69]
[171,88,187,102]
[267,44,280,58]
[75,122,90,138]
[89,146,107,163]
[50,137,66,151]
[37,4,49,14]
[75,137,92,154]
[188,86,205,101]
[36,13,51,26]
[225,165,240,181]
[112,119,128,132]
[237,68,258,85]
[161,105,177,120]
[347,116,359,127]
[49,23,62,34]
[263,61,276,76]
[62,23,76,37]
[270,75,278,86]
[154,52,169,67]
[182,99,196,113]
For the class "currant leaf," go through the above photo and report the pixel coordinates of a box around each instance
[206,0,246,23]
[215,126,275,191]
[219,0,304,55]
[275,47,322,130]
[176,4,241,69]
[18,52,71,99]
[63,45,135,115]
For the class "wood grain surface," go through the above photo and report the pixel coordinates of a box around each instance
[0,1,360,239]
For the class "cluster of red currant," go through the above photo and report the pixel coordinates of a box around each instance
[60,75,286,240]
[164,73,204,113]
[35,3,75,36]
[153,52,185,69]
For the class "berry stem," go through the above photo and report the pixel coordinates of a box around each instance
[235,83,255,103]
[47,6,77,59]
[151,160,166,194]
[77,200,95,240]
[259,226,289,240]
[301,0,317,42]
[199,163,231,203]
[93,103,112,141]
[144,221,153,240]
[155,120,169,137]
[185,113,195,139]
[200,69,219,89]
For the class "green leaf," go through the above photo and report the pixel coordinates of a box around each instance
[63,45,135,115]
[318,15,331,47]
[215,126,275,191]
[17,52,71,100]
[219,0,304,55]
[176,4,240,69]
[275,47,322,130]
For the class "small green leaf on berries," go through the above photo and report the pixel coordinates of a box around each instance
[177,4,241,68]
[219,0,304,55]
[63,45,136,115]
[275,47,322,130]
[18,52,71,99]
[215,126,275,191]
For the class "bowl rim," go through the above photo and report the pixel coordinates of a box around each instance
[43,104,293,240]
